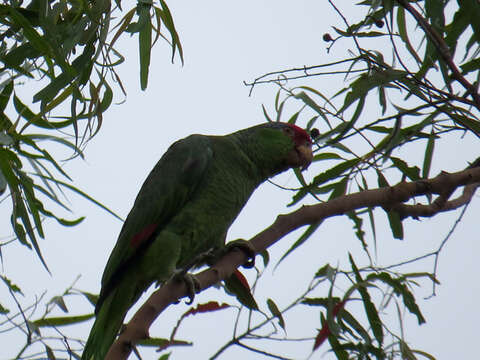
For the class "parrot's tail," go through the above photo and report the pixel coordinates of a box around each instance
[81,285,135,360]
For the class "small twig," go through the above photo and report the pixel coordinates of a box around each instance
[236,341,294,360]
[427,200,471,298]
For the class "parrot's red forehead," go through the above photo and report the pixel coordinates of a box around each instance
[286,123,312,144]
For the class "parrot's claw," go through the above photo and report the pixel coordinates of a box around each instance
[172,270,201,304]
[226,239,256,268]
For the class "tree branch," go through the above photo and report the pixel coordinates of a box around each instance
[106,165,480,359]
[396,0,480,109]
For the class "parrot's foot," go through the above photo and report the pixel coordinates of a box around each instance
[226,239,256,268]
[172,270,201,305]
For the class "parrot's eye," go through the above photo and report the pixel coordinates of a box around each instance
[283,126,294,137]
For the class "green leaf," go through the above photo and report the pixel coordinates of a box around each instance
[400,340,418,360]
[410,349,437,360]
[346,210,367,249]
[339,68,405,113]
[349,254,383,345]
[50,296,68,313]
[313,152,343,161]
[461,0,480,44]
[445,10,468,57]
[397,7,422,65]
[290,158,360,205]
[450,112,480,136]
[45,345,56,360]
[0,170,6,195]
[0,150,50,270]
[339,308,372,344]
[367,272,426,324]
[0,303,9,314]
[422,129,435,179]
[460,58,480,74]
[391,157,420,181]
[302,297,341,307]
[327,326,349,360]
[81,291,99,307]
[138,337,191,347]
[157,0,184,64]
[33,313,94,327]
[224,270,258,310]
[7,7,52,55]
[314,264,334,279]
[329,176,348,199]
[376,169,389,188]
[330,96,365,144]
[276,221,322,268]
[294,91,326,118]
[32,174,123,222]
[267,298,285,330]
[261,104,273,122]
[260,249,270,267]
[0,81,13,113]
[138,2,152,90]
[387,209,404,240]
[1,275,23,294]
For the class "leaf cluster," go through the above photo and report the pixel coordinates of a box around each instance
[0,0,183,267]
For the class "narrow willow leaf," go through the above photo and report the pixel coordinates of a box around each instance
[224,270,258,310]
[261,104,273,122]
[387,210,404,240]
[367,272,426,324]
[0,169,6,195]
[158,0,184,64]
[275,221,322,268]
[460,58,480,74]
[294,91,326,118]
[32,174,123,222]
[397,7,422,65]
[339,68,405,113]
[290,158,360,205]
[327,330,349,359]
[444,5,469,57]
[422,129,435,179]
[339,308,372,344]
[7,7,51,55]
[267,298,285,329]
[138,3,152,90]
[45,345,56,360]
[349,254,384,345]
[0,81,13,112]
[313,152,343,161]
[391,157,420,181]
[260,249,269,267]
[34,313,94,327]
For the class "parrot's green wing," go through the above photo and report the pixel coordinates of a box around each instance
[97,135,213,306]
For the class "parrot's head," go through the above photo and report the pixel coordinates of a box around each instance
[232,122,313,178]
[281,123,313,171]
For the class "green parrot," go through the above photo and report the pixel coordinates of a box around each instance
[81,122,313,359]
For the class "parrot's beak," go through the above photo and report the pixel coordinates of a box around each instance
[296,143,313,171]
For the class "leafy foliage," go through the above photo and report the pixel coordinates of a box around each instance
[0,0,183,266]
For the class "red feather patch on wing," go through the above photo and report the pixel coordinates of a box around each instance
[286,123,312,145]
[130,223,158,247]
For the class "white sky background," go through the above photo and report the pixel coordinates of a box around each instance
[2,1,480,359]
